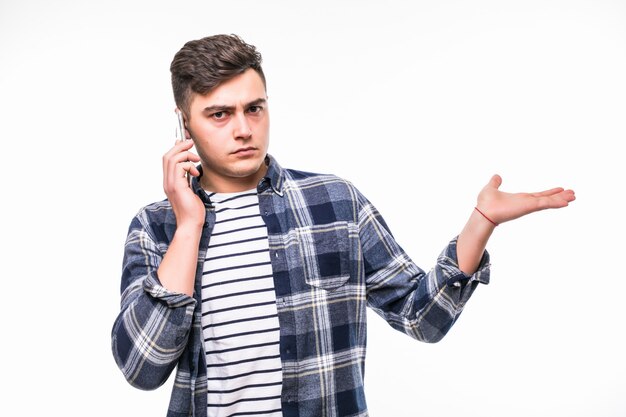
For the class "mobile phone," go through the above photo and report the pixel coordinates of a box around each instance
[175,109,186,141]
[174,109,193,185]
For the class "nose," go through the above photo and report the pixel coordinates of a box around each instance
[233,112,252,140]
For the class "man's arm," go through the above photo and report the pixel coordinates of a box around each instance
[358,189,489,343]
[111,139,205,389]
[157,139,204,296]
[360,175,574,343]
[456,174,575,275]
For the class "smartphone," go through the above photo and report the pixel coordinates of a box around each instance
[174,109,193,185]
[175,109,186,142]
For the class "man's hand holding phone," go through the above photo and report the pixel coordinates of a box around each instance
[157,110,204,296]
[162,110,204,229]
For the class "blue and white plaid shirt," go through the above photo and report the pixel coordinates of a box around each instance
[112,155,490,417]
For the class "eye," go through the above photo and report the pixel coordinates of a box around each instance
[212,111,227,120]
[247,105,262,114]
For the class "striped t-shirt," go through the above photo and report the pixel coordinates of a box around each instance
[201,189,283,417]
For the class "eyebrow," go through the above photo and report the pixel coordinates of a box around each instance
[202,98,267,114]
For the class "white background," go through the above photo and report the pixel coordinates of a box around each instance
[1,0,625,415]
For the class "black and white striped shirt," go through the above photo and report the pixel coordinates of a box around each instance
[201,189,283,417]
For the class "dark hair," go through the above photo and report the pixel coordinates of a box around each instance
[170,34,266,117]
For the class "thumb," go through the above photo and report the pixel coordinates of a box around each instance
[488,174,502,190]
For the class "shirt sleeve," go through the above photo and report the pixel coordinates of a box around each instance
[111,213,197,390]
[357,190,490,343]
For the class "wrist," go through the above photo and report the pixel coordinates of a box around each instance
[465,208,497,237]
[474,206,498,227]
[175,221,204,237]
[457,209,495,274]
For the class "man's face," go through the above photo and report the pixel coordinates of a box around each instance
[186,68,269,192]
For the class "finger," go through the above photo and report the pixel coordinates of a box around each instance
[166,154,198,188]
[531,187,564,197]
[541,196,569,209]
[169,150,201,165]
[163,139,195,170]
[167,138,194,155]
[164,152,199,191]
[539,190,576,209]
[176,161,200,179]
[164,161,196,192]
[185,163,201,179]
[559,189,576,203]
[173,138,195,151]
[163,141,199,171]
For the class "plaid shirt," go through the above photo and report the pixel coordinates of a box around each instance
[112,155,490,417]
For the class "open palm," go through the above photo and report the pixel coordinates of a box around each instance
[477,175,576,225]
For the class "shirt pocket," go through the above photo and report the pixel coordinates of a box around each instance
[296,221,358,291]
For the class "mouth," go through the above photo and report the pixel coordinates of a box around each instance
[232,146,257,155]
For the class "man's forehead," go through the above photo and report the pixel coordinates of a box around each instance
[190,94,265,109]
[190,71,267,110]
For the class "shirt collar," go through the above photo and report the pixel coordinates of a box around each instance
[190,154,285,205]
[262,154,285,196]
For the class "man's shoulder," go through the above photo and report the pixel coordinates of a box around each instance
[282,167,355,190]
[280,167,367,222]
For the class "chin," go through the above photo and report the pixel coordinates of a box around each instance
[229,158,265,177]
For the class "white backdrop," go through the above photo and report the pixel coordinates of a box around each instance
[1,0,624,415]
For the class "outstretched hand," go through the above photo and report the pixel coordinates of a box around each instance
[476,175,576,225]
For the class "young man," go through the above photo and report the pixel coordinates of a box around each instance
[111,34,575,417]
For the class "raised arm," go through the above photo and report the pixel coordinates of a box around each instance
[156,138,204,296]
